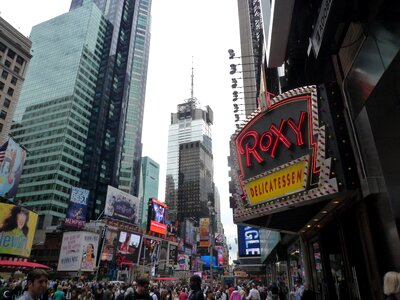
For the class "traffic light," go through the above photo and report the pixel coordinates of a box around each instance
[231,78,237,88]
[228,49,235,59]
[233,104,239,113]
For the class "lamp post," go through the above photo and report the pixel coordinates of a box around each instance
[207,201,215,291]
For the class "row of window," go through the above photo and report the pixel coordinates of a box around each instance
[0,81,14,96]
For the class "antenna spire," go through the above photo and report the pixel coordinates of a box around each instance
[191,56,194,99]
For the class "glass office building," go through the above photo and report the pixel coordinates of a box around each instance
[12,0,152,240]
[11,3,109,241]
[138,156,160,229]
[165,99,213,221]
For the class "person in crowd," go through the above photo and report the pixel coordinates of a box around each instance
[125,277,152,300]
[18,270,48,300]
[269,283,278,300]
[300,283,315,300]
[188,275,204,300]
[53,285,65,300]
[239,288,246,300]
[103,284,114,300]
[206,291,214,300]
[383,271,400,300]
[229,287,241,300]
[227,286,234,298]
[290,279,304,300]
[178,288,188,300]
[150,287,159,300]
[246,284,260,300]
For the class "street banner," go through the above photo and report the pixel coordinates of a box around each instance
[0,138,26,200]
[105,186,139,224]
[65,187,89,228]
[237,225,261,257]
[0,203,38,257]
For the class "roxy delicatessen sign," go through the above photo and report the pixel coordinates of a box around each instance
[231,86,339,221]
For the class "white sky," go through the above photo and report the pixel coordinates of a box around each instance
[1,0,241,261]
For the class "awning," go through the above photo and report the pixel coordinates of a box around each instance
[0,260,51,269]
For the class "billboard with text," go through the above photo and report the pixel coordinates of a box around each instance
[65,187,89,228]
[105,186,139,224]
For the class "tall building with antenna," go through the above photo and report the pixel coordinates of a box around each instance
[165,60,214,222]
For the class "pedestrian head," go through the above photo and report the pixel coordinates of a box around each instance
[26,269,49,300]
[136,277,150,295]
[189,275,202,291]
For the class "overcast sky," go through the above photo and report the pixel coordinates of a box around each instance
[1,0,242,261]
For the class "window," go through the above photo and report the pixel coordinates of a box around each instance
[7,49,16,59]
[0,81,4,91]
[0,123,3,132]
[0,42,6,52]
[16,55,24,65]
[14,66,20,74]
[5,60,11,68]
[3,98,11,108]
[1,70,8,80]
[11,76,17,85]
[0,110,7,120]
[7,88,14,96]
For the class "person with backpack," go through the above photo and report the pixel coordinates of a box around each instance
[188,276,204,300]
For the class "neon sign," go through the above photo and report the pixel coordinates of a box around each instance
[231,86,340,221]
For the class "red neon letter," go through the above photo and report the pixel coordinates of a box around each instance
[288,111,307,146]
[238,131,263,167]
[270,120,291,158]
[259,131,273,152]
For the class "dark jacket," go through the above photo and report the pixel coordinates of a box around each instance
[126,291,153,300]
[189,290,205,300]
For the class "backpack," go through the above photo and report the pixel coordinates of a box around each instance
[116,292,125,300]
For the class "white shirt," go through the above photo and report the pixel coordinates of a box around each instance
[246,288,260,300]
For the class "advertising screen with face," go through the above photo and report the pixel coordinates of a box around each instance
[0,203,38,257]
[148,198,167,235]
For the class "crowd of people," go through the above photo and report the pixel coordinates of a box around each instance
[1,269,400,300]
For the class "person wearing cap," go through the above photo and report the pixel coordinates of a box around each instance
[188,275,204,300]
[17,269,48,300]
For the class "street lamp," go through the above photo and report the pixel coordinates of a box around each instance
[207,201,215,291]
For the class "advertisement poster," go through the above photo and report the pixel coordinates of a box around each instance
[140,237,160,266]
[105,186,139,224]
[0,138,26,200]
[148,198,167,235]
[177,254,188,270]
[167,220,178,237]
[116,231,141,266]
[0,203,38,257]
[65,187,89,228]
[199,218,210,247]
[168,243,177,266]
[101,228,118,261]
[58,231,99,272]
[158,240,168,271]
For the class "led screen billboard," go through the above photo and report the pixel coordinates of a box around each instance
[105,186,139,224]
[65,187,89,228]
[148,198,167,235]
[116,231,141,266]
[0,203,38,257]
[237,225,261,257]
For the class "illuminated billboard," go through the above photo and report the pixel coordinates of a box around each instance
[199,218,210,247]
[105,186,140,224]
[65,187,89,228]
[148,198,167,235]
[58,231,99,272]
[0,203,38,257]
[237,225,261,257]
[0,138,26,200]
[231,85,357,224]
[140,237,160,266]
[116,231,142,266]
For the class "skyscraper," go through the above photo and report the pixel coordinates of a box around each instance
[11,0,152,240]
[165,97,214,222]
[0,17,31,144]
[139,156,159,229]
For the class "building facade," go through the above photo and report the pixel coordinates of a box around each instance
[177,141,213,222]
[12,0,152,241]
[230,0,400,299]
[139,156,160,229]
[0,17,31,144]
[165,99,213,221]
